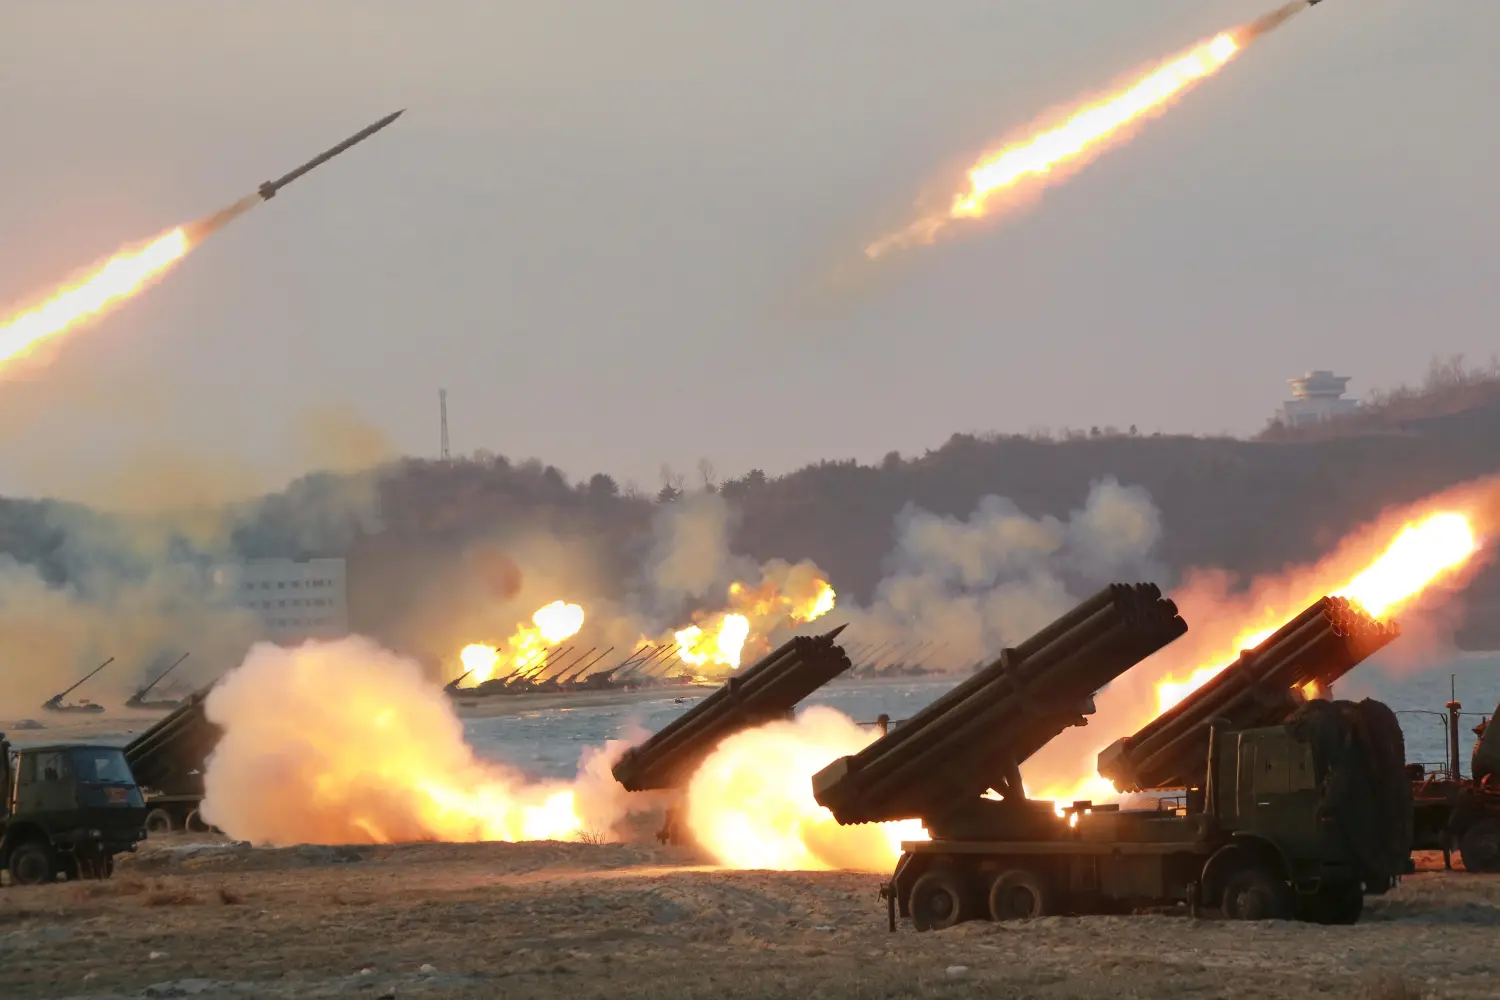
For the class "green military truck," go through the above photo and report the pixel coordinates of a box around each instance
[2,732,148,885]
[885,704,1411,929]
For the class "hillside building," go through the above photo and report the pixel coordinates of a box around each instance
[1277,370,1360,429]
[213,557,349,643]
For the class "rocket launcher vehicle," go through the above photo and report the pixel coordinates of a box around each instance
[1097,596,1399,792]
[611,625,852,792]
[811,584,1187,830]
[124,687,223,797]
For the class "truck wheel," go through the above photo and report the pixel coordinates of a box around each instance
[185,809,211,833]
[8,842,56,886]
[145,809,175,836]
[1458,817,1500,873]
[1300,883,1363,925]
[909,869,972,932]
[988,869,1051,920]
[1221,867,1290,921]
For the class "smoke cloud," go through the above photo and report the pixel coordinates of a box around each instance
[640,490,749,607]
[835,477,1163,669]
[0,399,395,714]
[0,554,262,711]
[428,491,840,685]
[201,636,647,845]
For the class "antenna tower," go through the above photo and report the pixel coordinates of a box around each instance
[439,389,450,460]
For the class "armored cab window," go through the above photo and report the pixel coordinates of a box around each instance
[15,751,36,785]
[1287,741,1317,793]
[72,749,133,784]
[1264,739,1295,795]
[37,751,69,782]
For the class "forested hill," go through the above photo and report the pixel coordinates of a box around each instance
[4,373,1499,660]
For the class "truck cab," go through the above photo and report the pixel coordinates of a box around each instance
[1197,717,1406,922]
[1212,726,1355,881]
[2,735,148,885]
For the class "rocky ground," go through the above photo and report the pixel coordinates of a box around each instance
[0,841,1493,1000]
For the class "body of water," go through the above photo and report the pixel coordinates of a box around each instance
[465,650,1500,785]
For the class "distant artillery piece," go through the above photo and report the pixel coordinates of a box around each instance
[126,653,192,711]
[42,657,115,714]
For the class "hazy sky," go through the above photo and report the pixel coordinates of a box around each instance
[3,0,1497,502]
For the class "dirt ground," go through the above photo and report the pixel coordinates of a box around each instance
[0,841,1492,1000]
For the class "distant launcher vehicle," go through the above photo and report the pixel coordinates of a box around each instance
[123,688,223,835]
[811,586,1413,931]
[443,644,683,699]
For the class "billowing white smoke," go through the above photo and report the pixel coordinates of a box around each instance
[640,490,755,607]
[201,637,645,845]
[602,491,834,670]
[837,478,1163,669]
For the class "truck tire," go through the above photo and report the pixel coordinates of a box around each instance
[1458,817,1500,873]
[8,842,55,886]
[1221,867,1291,921]
[145,809,175,835]
[185,809,211,833]
[988,868,1051,920]
[909,869,972,932]
[1299,883,1363,925]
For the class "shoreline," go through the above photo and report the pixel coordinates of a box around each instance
[450,683,717,718]
[0,675,947,744]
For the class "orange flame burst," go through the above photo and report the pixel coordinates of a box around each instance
[867,33,1244,258]
[458,599,585,686]
[665,564,837,673]
[0,228,191,365]
[683,706,926,871]
[675,612,752,670]
[728,575,837,624]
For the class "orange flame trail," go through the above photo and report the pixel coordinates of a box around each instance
[1154,511,1478,715]
[0,194,260,368]
[866,2,1311,258]
[1023,504,1485,805]
[0,230,190,364]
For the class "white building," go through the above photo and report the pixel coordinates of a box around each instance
[1277,370,1361,429]
[213,558,349,643]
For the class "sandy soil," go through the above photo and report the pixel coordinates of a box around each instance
[0,841,1492,1000]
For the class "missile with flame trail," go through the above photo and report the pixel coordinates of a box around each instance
[257,110,403,201]
[864,1,1321,260]
[0,110,405,368]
